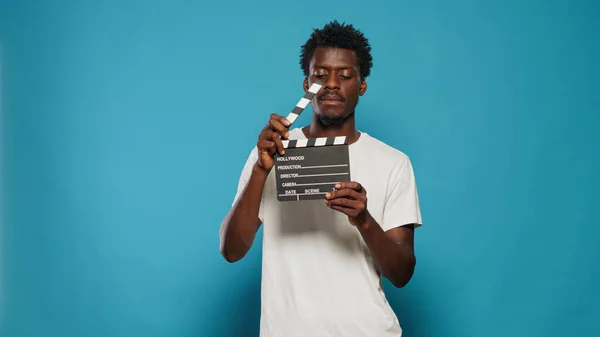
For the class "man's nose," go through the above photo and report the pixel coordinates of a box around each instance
[324,74,341,89]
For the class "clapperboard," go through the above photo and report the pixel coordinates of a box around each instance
[274,82,351,201]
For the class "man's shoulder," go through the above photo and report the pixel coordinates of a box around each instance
[358,132,410,164]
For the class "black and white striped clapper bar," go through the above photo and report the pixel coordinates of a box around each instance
[274,136,350,201]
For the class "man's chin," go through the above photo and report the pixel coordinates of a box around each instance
[317,111,353,126]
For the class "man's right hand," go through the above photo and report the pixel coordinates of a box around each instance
[256,114,291,172]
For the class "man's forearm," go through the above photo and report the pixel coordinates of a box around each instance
[357,214,416,287]
[220,163,269,262]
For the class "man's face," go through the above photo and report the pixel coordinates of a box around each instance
[304,47,367,126]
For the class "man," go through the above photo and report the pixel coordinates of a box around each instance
[219,21,422,336]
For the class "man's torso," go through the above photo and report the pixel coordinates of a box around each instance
[258,128,404,337]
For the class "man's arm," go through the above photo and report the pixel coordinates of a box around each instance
[219,114,291,263]
[219,163,269,263]
[357,218,416,288]
[325,182,416,287]
[325,156,421,287]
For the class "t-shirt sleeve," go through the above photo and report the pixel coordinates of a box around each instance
[381,155,422,231]
[231,146,265,223]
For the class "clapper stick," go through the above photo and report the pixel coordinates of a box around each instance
[274,81,351,201]
[284,81,323,127]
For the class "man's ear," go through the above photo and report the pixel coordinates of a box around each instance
[359,79,368,96]
[303,77,309,92]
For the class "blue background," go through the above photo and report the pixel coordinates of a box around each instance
[1,0,598,336]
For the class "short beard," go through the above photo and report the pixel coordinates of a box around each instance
[318,110,355,126]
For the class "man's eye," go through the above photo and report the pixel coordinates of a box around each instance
[314,74,326,78]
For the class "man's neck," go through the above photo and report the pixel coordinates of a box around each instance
[301,114,361,144]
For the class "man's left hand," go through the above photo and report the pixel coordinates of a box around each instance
[325,181,370,228]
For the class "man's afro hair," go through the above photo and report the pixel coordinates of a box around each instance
[300,20,373,79]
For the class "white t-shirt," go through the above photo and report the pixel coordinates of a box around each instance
[225,128,422,337]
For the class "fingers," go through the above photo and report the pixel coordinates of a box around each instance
[270,129,285,155]
[325,187,364,201]
[325,197,363,209]
[257,135,285,156]
[269,114,291,139]
[257,139,276,155]
[324,182,367,217]
[334,182,365,193]
[325,183,366,204]
[326,198,365,218]
[330,205,357,217]
[257,114,291,156]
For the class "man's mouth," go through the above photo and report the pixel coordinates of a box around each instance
[320,94,343,101]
